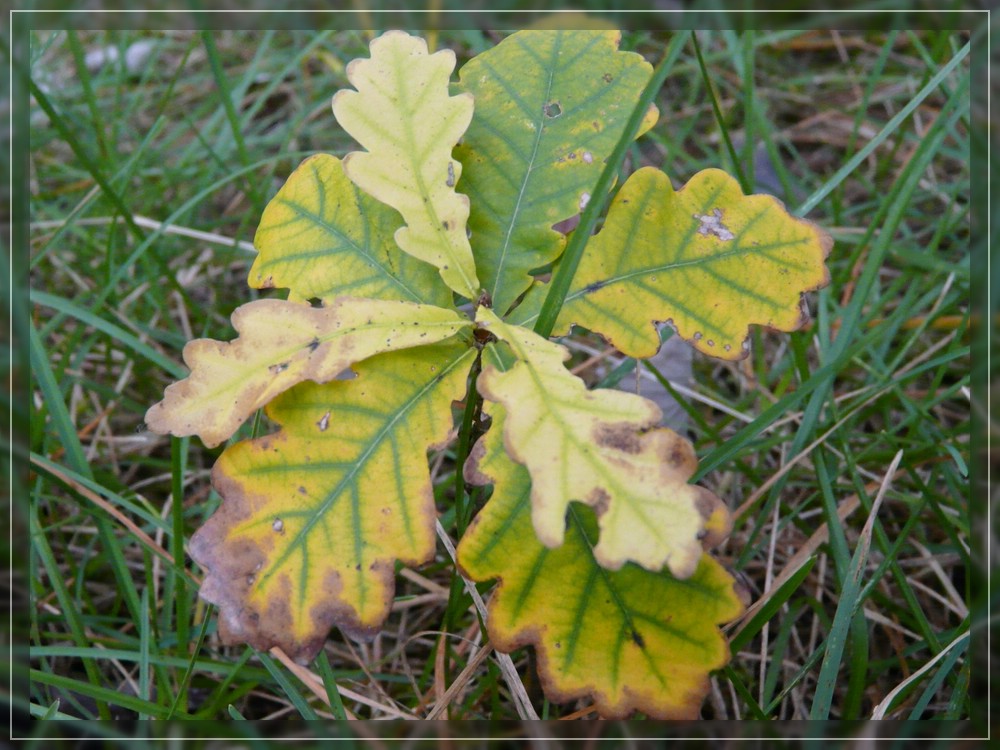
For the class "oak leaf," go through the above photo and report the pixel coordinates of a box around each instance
[476,310,725,577]
[190,341,476,662]
[333,31,479,299]
[456,29,658,314]
[145,297,470,448]
[511,167,832,359]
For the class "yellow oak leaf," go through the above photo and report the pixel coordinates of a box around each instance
[475,309,726,577]
[145,297,470,448]
[511,167,832,359]
[191,341,477,662]
[250,153,450,307]
[333,31,479,299]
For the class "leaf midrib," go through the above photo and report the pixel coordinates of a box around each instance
[389,46,478,298]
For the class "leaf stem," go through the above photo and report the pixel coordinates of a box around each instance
[454,351,484,537]
[532,34,687,340]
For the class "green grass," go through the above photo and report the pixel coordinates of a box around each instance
[22,26,977,728]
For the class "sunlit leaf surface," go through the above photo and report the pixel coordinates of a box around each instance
[475,309,726,577]
[456,29,657,314]
[250,154,450,306]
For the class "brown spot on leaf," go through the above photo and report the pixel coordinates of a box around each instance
[588,487,611,516]
[668,447,685,468]
[660,435,696,475]
[463,437,494,487]
[593,422,642,454]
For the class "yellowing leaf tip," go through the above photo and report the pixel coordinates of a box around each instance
[332,29,480,299]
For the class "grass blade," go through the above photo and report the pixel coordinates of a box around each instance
[810,450,903,719]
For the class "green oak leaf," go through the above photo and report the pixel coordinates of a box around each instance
[456,29,658,314]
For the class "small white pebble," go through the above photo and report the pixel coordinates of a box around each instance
[85,40,156,75]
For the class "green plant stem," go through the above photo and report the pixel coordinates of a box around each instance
[64,30,110,161]
[170,436,191,714]
[741,30,755,188]
[454,352,483,537]
[27,76,147,247]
